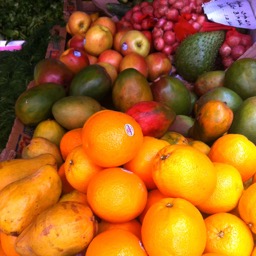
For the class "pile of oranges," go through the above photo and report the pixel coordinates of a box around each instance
[2,109,256,255]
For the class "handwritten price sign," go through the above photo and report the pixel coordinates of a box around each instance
[203,0,256,29]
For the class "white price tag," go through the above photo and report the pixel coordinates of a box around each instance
[203,0,256,29]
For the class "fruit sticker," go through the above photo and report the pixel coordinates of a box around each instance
[124,124,135,137]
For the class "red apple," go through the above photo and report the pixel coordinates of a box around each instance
[141,30,154,53]
[87,53,98,65]
[92,16,117,36]
[67,34,85,51]
[145,52,172,82]
[84,24,113,56]
[59,48,90,74]
[120,30,150,57]
[33,58,74,90]
[113,28,131,53]
[119,52,148,78]
[97,49,123,71]
[67,11,92,37]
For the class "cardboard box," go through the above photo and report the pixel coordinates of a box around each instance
[1,0,256,161]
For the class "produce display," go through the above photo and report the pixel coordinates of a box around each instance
[1,0,256,255]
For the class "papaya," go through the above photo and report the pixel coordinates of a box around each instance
[188,100,234,145]
[0,153,56,192]
[0,164,62,236]
[15,201,98,256]
[52,95,102,130]
[22,137,63,168]
[112,68,153,112]
[125,100,176,138]
[15,83,66,126]
[59,190,88,205]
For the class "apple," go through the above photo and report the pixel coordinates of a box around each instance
[113,28,131,52]
[67,34,85,51]
[87,53,98,65]
[97,62,118,84]
[59,48,90,74]
[92,16,117,36]
[141,30,154,53]
[67,11,92,37]
[97,49,123,70]
[33,58,74,90]
[84,24,113,56]
[119,52,148,78]
[145,52,172,82]
[120,30,150,57]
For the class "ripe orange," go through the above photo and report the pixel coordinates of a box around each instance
[0,232,19,256]
[238,182,256,234]
[64,145,103,194]
[188,139,211,154]
[59,128,83,160]
[202,253,226,256]
[251,247,256,256]
[204,212,254,255]
[141,197,207,256]
[208,133,256,182]
[85,229,147,256]
[82,110,144,167]
[57,163,74,194]
[152,144,217,206]
[139,188,166,223]
[97,219,142,239]
[124,136,169,190]
[87,167,147,223]
[197,162,244,214]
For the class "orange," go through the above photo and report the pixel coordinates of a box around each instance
[97,219,142,239]
[204,212,254,255]
[202,253,226,256]
[139,188,166,223]
[57,163,74,194]
[59,128,83,160]
[152,144,217,206]
[238,183,256,234]
[124,136,169,190]
[0,232,19,256]
[188,139,211,154]
[82,110,144,167]
[141,197,207,256]
[64,145,103,194]
[208,133,256,182]
[85,229,147,256]
[197,162,244,214]
[251,247,256,256]
[86,167,147,223]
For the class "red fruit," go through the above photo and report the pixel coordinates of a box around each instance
[125,101,176,138]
